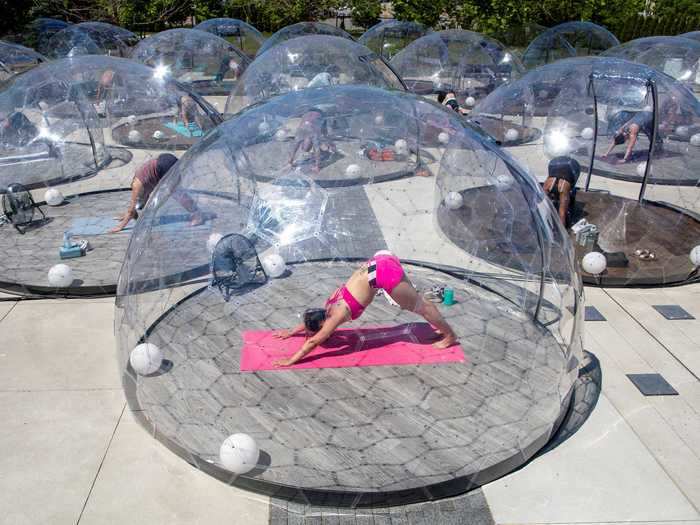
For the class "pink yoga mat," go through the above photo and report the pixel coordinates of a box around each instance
[240,323,465,371]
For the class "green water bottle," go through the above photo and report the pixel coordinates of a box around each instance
[443,287,455,305]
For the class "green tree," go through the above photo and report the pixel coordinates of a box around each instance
[350,0,381,29]
[391,0,451,27]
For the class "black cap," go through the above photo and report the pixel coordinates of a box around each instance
[548,156,580,179]
[156,153,178,176]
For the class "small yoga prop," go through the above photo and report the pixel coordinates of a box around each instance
[635,248,656,261]
[582,252,607,275]
[438,131,450,145]
[59,231,87,259]
[220,434,259,474]
[690,134,700,147]
[581,127,594,140]
[465,96,476,107]
[443,287,455,305]
[128,129,142,143]
[44,188,64,206]
[130,343,163,376]
[48,263,73,287]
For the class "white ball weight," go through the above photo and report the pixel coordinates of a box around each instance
[129,343,163,376]
[262,254,286,278]
[581,127,594,140]
[505,128,519,142]
[128,129,142,143]
[220,433,259,474]
[465,96,476,107]
[690,133,700,147]
[582,252,607,275]
[346,164,361,177]
[445,191,463,210]
[690,245,700,266]
[207,232,223,254]
[44,188,64,206]
[438,132,450,144]
[48,264,73,287]
[394,138,408,155]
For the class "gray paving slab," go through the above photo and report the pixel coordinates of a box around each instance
[652,305,695,320]
[126,260,572,501]
[627,373,679,396]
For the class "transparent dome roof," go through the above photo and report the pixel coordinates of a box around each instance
[46,21,138,59]
[521,21,619,69]
[0,55,220,151]
[681,31,700,43]
[224,35,406,115]
[256,22,354,57]
[390,30,524,108]
[116,85,582,505]
[602,36,700,93]
[358,20,431,60]
[471,57,700,286]
[193,18,265,57]
[0,41,47,83]
[131,29,251,97]
[22,18,71,56]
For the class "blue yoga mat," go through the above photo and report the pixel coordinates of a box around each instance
[164,121,203,138]
[69,213,215,236]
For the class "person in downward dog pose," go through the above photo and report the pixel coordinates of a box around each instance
[273,251,458,367]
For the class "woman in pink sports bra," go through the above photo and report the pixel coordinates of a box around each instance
[273,251,458,367]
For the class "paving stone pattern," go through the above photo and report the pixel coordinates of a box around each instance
[269,487,495,525]
[132,261,571,495]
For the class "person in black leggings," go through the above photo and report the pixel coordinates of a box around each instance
[544,156,580,227]
[602,110,653,163]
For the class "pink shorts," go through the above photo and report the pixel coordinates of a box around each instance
[367,251,404,294]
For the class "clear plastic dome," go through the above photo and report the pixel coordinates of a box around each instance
[193,18,265,57]
[116,85,582,506]
[46,21,138,59]
[521,22,619,69]
[602,36,700,93]
[390,30,524,108]
[358,20,431,60]
[681,31,700,43]
[224,35,406,115]
[22,18,71,56]
[131,29,251,97]
[256,22,354,57]
[471,57,700,286]
[0,56,222,297]
[0,41,46,83]
[5,55,222,151]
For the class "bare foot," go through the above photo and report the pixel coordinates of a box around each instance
[416,168,432,177]
[189,212,204,227]
[433,333,457,349]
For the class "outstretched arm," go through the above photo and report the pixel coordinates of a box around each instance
[111,179,143,233]
[273,322,306,339]
[273,314,344,367]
